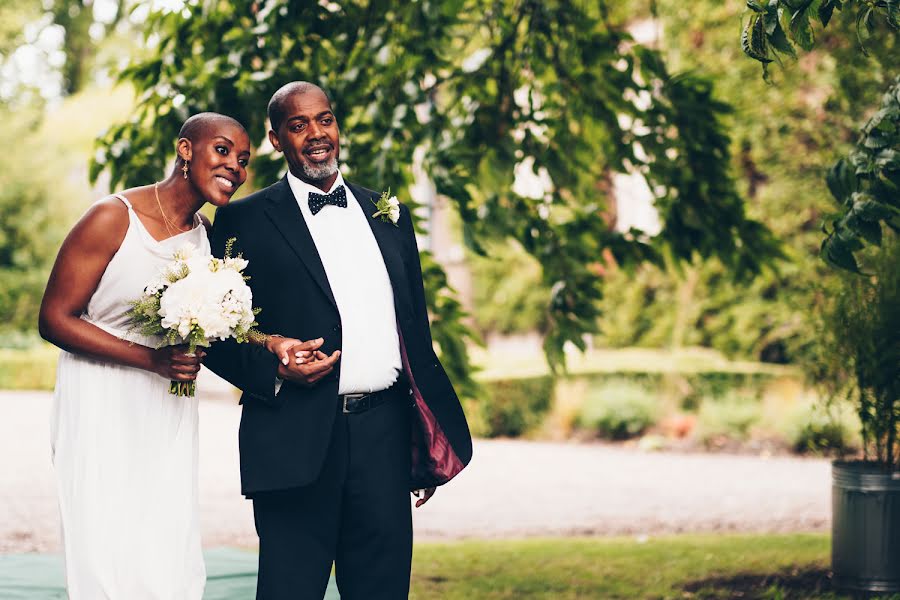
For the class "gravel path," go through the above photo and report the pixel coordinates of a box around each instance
[0,387,831,553]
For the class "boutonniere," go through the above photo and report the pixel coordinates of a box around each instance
[371,189,400,226]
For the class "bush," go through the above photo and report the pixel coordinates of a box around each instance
[577,380,659,440]
[577,371,777,412]
[479,376,554,438]
[695,394,762,444]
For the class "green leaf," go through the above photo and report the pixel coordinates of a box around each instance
[769,21,797,57]
[747,0,766,12]
[822,235,860,272]
[790,5,815,50]
[855,219,883,246]
[855,6,873,54]
[764,1,780,34]
[826,159,857,203]
[874,149,900,171]
[887,0,900,28]
[742,13,772,63]
[851,195,897,222]
[818,0,841,27]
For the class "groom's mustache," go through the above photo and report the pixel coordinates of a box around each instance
[303,139,333,152]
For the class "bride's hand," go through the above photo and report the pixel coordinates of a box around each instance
[151,345,205,380]
[265,336,325,366]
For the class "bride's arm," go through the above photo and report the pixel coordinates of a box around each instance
[38,198,201,381]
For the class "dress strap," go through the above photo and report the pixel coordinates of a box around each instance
[112,194,133,210]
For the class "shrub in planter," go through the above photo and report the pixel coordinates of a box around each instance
[818,234,900,592]
[819,234,900,466]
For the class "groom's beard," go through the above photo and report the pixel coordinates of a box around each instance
[300,157,339,182]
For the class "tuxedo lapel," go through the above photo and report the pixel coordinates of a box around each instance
[347,182,414,322]
[263,177,338,312]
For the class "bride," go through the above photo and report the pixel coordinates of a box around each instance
[38,112,300,599]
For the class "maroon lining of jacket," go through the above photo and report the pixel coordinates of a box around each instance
[399,330,465,485]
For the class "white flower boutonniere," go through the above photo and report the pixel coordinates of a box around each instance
[372,189,400,226]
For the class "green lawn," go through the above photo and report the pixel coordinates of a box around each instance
[410,534,879,599]
[5,534,895,599]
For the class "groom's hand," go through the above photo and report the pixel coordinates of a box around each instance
[277,342,341,387]
[267,336,324,367]
[413,487,436,508]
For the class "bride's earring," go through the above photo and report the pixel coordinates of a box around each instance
[182,160,190,179]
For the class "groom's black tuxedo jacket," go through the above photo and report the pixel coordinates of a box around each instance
[204,177,472,497]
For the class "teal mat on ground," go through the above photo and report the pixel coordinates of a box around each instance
[0,548,340,599]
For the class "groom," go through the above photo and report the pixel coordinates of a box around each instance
[204,81,472,599]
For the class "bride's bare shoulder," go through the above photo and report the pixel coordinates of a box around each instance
[63,195,131,250]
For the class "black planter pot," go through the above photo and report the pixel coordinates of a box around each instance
[832,460,900,593]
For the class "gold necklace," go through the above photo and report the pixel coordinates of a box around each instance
[154,182,191,236]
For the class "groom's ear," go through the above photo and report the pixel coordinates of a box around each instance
[176,138,193,162]
[268,129,282,153]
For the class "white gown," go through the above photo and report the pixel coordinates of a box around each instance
[50,195,208,599]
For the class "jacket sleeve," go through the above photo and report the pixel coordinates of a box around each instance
[203,206,283,407]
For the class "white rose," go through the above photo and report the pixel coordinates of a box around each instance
[389,206,401,223]
[185,254,214,276]
[388,196,400,208]
[224,256,249,272]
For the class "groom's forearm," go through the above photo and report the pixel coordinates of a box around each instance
[204,338,283,405]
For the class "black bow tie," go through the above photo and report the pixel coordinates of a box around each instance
[308,186,348,215]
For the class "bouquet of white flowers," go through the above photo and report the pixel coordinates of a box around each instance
[127,238,259,396]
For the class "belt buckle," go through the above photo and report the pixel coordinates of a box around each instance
[342,393,366,414]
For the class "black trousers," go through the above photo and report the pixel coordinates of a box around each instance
[252,389,413,600]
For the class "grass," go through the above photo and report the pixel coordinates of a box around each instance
[410,534,871,599]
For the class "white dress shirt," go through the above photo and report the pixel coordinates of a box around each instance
[285,170,402,394]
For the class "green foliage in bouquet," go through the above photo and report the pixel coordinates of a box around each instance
[128,255,199,350]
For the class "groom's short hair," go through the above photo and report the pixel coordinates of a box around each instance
[178,112,246,141]
[267,82,331,132]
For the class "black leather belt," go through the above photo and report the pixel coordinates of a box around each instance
[340,387,397,414]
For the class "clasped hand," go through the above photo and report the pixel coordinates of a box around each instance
[266,336,340,386]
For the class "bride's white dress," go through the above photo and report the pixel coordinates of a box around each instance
[50,195,208,599]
